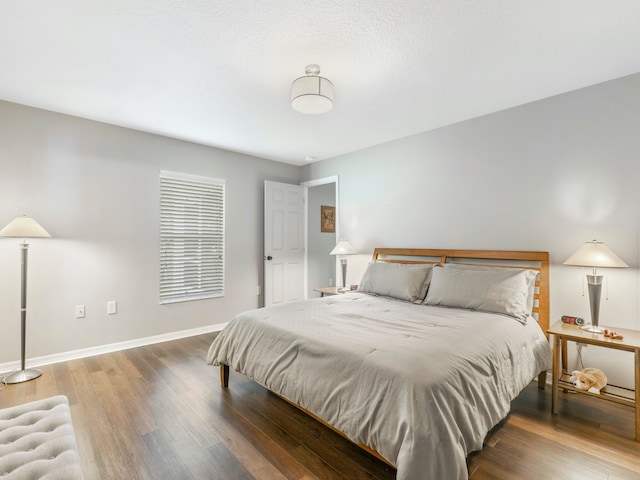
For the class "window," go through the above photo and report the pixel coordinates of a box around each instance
[159,170,225,304]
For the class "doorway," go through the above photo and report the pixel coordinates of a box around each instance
[302,176,339,298]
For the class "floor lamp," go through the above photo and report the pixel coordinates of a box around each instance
[0,215,51,383]
[563,240,628,334]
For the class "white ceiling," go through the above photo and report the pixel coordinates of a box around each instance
[2,1,639,166]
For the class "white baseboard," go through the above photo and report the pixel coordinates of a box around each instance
[0,323,227,373]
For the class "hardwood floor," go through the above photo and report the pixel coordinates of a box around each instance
[1,333,639,479]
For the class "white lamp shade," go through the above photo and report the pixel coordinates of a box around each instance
[330,240,356,256]
[0,216,51,238]
[291,75,334,114]
[563,240,627,268]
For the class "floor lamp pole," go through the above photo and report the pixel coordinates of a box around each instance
[5,242,42,384]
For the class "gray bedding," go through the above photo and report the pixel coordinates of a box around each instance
[207,293,551,480]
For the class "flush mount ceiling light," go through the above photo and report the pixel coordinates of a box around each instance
[291,64,334,114]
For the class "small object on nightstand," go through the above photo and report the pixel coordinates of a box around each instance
[604,329,624,340]
[561,315,585,326]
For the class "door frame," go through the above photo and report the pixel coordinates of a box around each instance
[301,175,340,298]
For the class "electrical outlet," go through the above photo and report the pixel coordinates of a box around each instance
[76,305,85,318]
[329,278,333,286]
[107,301,117,315]
[256,285,261,296]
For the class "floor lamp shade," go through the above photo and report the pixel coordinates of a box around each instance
[330,239,357,290]
[563,240,628,333]
[0,215,51,384]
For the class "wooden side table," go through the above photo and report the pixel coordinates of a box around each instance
[547,320,640,441]
[314,286,355,297]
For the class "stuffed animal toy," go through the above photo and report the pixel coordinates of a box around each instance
[570,368,607,394]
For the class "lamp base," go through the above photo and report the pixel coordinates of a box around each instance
[581,324,605,334]
[4,368,42,384]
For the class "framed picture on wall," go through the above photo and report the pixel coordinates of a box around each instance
[321,205,335,233]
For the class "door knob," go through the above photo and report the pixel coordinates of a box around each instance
[265,256,273,260]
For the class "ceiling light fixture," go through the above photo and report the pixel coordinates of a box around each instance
[291,64,334,115]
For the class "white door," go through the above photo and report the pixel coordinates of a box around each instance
[264,181,305,306]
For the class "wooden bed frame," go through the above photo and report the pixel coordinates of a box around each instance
[219,247,550,466]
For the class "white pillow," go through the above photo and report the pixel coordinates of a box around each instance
[358,262,434,303]
[442,263,538,315]
[424,266,538,322]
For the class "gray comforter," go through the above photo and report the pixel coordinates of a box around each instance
[207,293,551,480]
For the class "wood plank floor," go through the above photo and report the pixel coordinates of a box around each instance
[1,333,640,479]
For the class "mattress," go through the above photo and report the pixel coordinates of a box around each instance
[207,293,551,480]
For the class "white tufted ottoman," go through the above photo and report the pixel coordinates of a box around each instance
[0,395,83,479]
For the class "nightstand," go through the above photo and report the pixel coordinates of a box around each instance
[314,286,355,297]
[547,320,640,441]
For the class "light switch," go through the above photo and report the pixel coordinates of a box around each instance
[107,301,117,315]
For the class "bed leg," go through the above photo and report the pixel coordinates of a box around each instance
[537,370,547,390]
[220,364,229,388]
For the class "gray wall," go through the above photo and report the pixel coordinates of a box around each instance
[3,72,639,387]
[0,100,300,364]
[302,73,640,388]
[308,183,336,297]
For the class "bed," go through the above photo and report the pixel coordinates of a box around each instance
[207,248,552,480]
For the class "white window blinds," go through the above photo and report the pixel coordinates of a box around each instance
[159,171,225,304]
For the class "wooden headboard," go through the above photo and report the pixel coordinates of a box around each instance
[371,248,550,335]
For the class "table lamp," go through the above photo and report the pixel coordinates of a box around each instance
[0,215,51,383]
[563,240,627,333]
[330,239,357,292]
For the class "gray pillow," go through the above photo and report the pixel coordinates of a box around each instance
[442,263,538,315]
[359,262,434,303]
[424,265,538,322]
